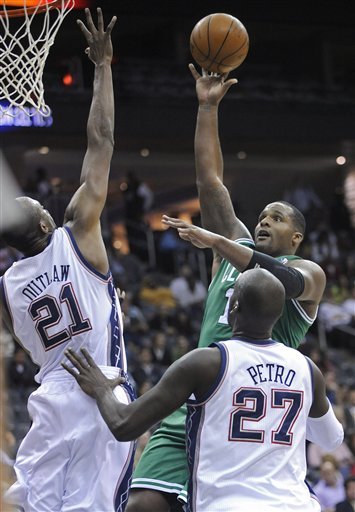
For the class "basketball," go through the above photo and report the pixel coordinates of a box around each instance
[190,13,249,74]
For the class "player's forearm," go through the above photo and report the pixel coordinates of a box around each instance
[80,63,114,186]
[94,386,165,442]
[93,386,140,441]
[88,62,114,148]
[212,234,253,270]
[195,105,224,184]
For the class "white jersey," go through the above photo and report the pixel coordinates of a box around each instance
[186,337,320,512]
[1,226,126,383]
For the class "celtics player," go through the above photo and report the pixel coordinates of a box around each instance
[127,65,326,512]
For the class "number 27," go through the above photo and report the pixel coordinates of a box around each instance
[229,387,303,445]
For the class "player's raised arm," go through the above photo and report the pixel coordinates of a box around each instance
[64,8,116,238]
[190,64,251,242]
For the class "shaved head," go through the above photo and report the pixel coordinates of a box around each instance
[1,197,56,254]
[228,268,285,337]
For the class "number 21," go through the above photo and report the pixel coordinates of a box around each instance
[29,282,92,351]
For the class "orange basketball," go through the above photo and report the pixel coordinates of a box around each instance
[190,13,249,74]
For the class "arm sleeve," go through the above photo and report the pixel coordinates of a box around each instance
[244,251,305,299]
[306,401,344,451]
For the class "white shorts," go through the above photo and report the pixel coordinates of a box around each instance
[5,367,135,512]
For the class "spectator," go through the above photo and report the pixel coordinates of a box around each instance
[307,437,354,479]
[131,347,163,388]
[171,334,191,362]
[121,169,154,260]
[170,264,207,310]
[283,177,323,216]
[335,476,355,512]
[150,332,173,368]
[313,457,346,511]
[139,274,176,310]
[344,387,355,433]
[318,287,353,346]
[309,222,340,267]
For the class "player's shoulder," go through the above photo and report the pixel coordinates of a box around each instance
[286,257,326,277]
[234,237,255,248]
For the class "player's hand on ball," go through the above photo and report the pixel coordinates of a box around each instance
[62,348,125,398]
[189,63,238,107]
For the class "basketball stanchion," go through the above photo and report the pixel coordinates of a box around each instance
[0,0,75,117]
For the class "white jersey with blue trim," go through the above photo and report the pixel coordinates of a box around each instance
[1,226,126,383]
[186,337,320,512]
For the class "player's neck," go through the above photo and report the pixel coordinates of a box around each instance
[233,328,272,340]
[24,233,52,257]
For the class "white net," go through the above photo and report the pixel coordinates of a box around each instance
[0,0,75,117]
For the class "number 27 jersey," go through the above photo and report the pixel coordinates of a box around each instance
[1,227,126,383]
[186,338,315,512]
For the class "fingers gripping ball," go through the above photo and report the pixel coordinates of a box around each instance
[190,13,249,74]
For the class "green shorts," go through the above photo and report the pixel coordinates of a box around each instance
[131,405,189,503]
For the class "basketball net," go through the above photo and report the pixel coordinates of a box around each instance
[0,0,75,117]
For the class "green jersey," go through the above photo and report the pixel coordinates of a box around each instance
[198,240,315,350]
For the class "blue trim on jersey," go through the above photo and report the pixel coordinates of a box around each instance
[108,279,123,368]
[63,226,111,281]
[186,405,204,512]
[114,439,136,512]
[305,479,317,499]
[305,356,314,398]
[189,343,228,405]
[114,377,136,511]
[114,375,137,510]
[122,373,137,403]
[231,336,278,346]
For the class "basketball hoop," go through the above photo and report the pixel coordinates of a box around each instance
[0,0,75,117]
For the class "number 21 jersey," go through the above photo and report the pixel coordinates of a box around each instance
[1,226,126,383]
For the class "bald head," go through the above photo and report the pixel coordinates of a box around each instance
[1,197,56,254]
[228,269,285,338]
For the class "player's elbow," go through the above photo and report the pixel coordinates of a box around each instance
[321,425,344,452]
[111,418,134,441]
[87,123,115,150]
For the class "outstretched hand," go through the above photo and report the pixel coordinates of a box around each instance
[189,63,238,106]
[77,7,117,65]
[62,348,125,398]
[161,215,219,249]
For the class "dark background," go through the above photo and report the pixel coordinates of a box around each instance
[1,0,355,227]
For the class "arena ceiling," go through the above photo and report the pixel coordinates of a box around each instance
[1,0,355,215]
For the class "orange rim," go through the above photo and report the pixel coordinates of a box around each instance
[0,0,64,17]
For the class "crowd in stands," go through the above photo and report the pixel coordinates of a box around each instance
[1,171,355,511]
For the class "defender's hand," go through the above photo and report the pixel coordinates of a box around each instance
[77,7,117,65]
[62,348,125,398]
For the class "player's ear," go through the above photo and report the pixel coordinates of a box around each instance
[292,232,303,247]
[39,220,49,234]
[228,299,239,327]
